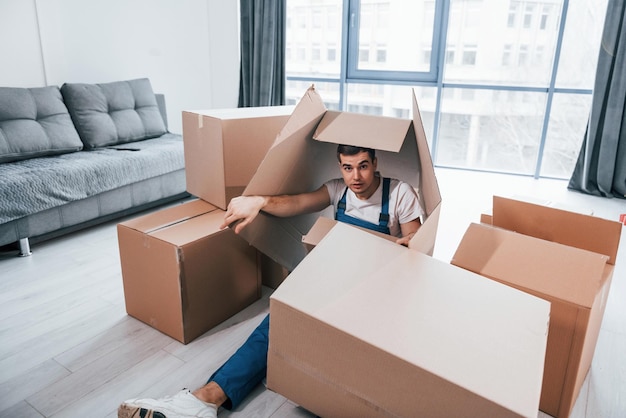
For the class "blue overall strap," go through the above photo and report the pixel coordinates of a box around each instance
[335,177,391,235]
[379,177,390,229]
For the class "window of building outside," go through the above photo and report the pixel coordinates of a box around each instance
[285,0,608,179]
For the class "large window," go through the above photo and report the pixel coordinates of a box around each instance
[285,0,608,179]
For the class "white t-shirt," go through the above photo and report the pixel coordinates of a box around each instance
[324,177,424,238]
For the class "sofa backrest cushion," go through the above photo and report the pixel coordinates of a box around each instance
[61,78,167,149]
[0,86,83,163]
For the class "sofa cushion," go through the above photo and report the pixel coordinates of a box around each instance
[61,78,167,149]
[0,133,185,224]
[0,86,83,163]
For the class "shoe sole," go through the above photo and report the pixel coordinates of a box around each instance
[118,404,166,418]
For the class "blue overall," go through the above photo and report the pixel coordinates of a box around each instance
[208,178,392,409]
[207,315,269,410]
[335,177,391,235]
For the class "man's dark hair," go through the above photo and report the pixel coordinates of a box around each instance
[336,144,376,162]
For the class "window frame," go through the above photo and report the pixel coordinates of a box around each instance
[285,0,603,180]
[345,0,445,83]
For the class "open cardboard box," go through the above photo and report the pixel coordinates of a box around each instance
[268,223,550,417]
[182,105,293,210]
[238,86,442,271]
[117,199,261,344]
[451,196,622,418]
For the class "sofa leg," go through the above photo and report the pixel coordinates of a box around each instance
[18,238,32,257]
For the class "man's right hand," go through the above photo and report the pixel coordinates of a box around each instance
[220,195,267,234]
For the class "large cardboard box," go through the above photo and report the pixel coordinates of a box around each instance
[268,223,550,417]
[182,106,293,209]
[117,199,261,344]
[451,196,622,418]
[238,86,442,271]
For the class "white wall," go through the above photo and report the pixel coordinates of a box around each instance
[0,0,240,134]
[0,0,47,87]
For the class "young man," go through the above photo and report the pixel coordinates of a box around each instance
[119,145,424,418]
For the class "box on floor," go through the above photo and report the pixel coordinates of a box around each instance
[182,105,292,210]
[452,196,622,418]
[117,199,261,344]
[268,223,550,418]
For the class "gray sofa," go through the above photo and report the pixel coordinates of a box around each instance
[0,78,189,256]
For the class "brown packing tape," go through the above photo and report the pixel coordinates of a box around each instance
[120,199,218,234]
[143,213,202,235]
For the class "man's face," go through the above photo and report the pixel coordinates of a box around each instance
[338,151,378,199]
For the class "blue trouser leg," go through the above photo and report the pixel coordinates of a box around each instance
[207,314,269,410]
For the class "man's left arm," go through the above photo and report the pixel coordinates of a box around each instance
[394,181,424,246]
[396,218,421,246]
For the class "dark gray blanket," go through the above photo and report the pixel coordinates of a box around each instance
[0,134,185,224]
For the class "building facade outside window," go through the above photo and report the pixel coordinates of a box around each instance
[285,0,608,179]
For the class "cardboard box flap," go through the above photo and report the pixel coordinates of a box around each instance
[452,223,610,307]
[301,216,338,247]
[302,216,397,248]
[272,223,549,417]
[492,196,621,265]
[270,86,327,149]
[150,210,227,247]
[313,109,427,204]
[243,87,331,197]
[313,110,410,152]
[120,200,217,234]
[409,202,441,255]
[182,112,228,208]
[413,90,441,216]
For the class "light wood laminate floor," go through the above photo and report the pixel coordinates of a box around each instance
[0,167,624,418]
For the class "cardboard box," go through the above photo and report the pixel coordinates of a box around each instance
[451,196,622,418]
[268,223,550,417]
[182,106,293,209]
[117,199,261,344]
[238,86,442,271]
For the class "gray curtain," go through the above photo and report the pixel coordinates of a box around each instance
[238,0,286,107]
[568,0,626,198]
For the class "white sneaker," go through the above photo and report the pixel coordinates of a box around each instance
[118,389,218,418]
